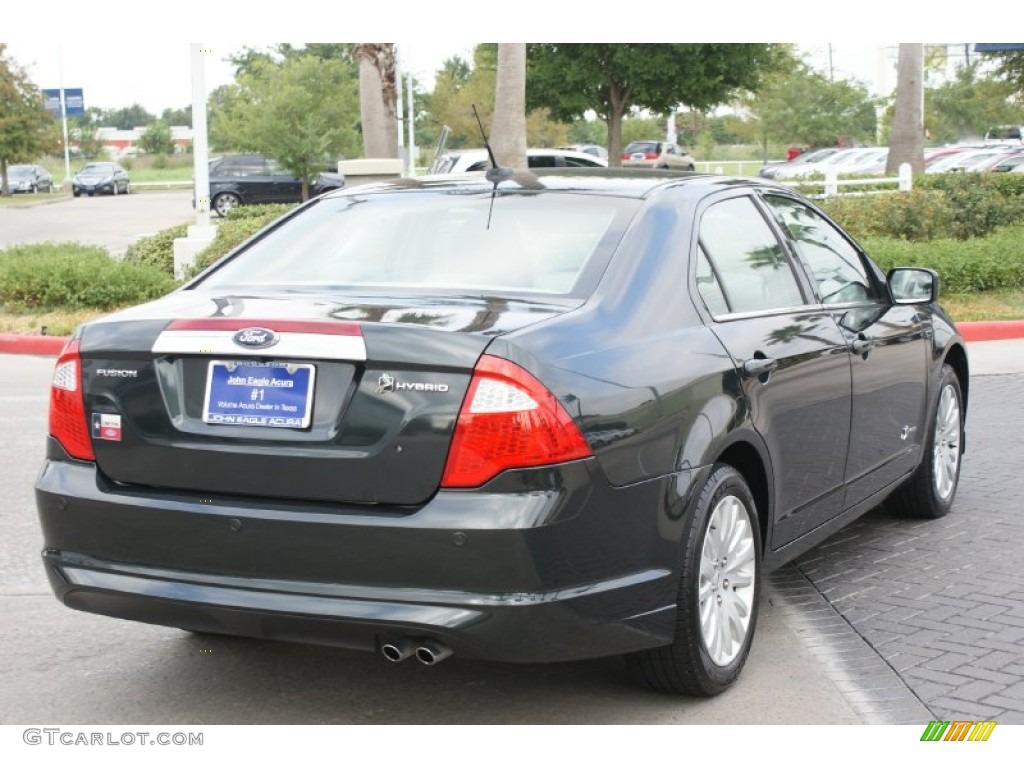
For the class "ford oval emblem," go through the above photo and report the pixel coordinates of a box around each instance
[232,327,279,349]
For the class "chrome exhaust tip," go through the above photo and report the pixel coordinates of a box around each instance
[415,640,453,666]
[381,638,416,663]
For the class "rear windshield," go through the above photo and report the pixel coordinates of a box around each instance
[198,190,638,297]
[624,142,659,154]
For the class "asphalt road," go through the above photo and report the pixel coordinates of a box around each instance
[0,191,195,257]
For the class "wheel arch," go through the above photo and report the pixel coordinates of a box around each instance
[943,342,969,413]
[714,439,772,555]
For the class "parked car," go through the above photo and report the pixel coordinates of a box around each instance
[770,148,886,180]
[758,148,842,179]
[207,154,345,217]
[6,164,53,193]
[427,148,607,174]
[620,141,695,170]
[37,169,967,697]
[558,144,609,160]
[926,148,1017,174]
[72,162,130,197]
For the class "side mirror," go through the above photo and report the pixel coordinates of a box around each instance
[888,267,938,304]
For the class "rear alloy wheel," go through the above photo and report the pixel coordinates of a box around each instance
[213,192,241,217]
[627,464,761,696]
[888,364,963,518]
[113,181,119,196]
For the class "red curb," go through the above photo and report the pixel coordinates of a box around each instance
[956,321,1024,343]
[1,321,1023,358]
[0,333,68,356]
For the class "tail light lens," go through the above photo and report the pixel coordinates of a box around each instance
[621,153,631,160]
[644,152,660,160]
[441,355,591,488]
[48,339,95,461]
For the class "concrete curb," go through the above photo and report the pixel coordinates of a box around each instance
[2,320,1024,357]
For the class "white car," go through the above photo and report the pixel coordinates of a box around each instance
[428,148,608,175]
[771,148,885,180]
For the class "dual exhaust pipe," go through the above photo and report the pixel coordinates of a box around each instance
[381,638,453,666]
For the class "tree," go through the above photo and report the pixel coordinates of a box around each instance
[354,44,398,158]
[0,44,59,196]
[746,63,877,152]
[161,106,192,126]
[69,107,106,158]
[980,48,1024,94]
[491,44,526,168]
[887,44,924,175]
[926,62,1020,143]
[100,103,155,130]
[427,45,568,150]
[209,55,360,200]
[527,44,787,166]
[138,120,175,155]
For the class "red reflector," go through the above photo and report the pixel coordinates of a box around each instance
[165,318,362,336]
[441,355,591,488]
[48,339,95,461]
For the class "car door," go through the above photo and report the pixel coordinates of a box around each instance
[694,193,854,548]
[267,160,304,203]
[760,193,930,510]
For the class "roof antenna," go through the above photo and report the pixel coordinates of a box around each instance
[472,104,512,229]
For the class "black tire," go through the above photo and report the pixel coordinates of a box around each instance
[686,164,695,172]
[73,190,80,198]
[626,464,762,696]
[213,192,241,217]
[888,364,963,519]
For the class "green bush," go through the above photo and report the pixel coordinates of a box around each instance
[822,190,954,241]
[914,173,1024,239]
[122,223,190,275]
[863,223,1024,293]
[820,174,1024,241]
[0,243,176,312]
[224,203,295,220]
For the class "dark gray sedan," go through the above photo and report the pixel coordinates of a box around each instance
[72,161,130,197]
[36,170,967,696]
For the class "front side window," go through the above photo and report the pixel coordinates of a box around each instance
[698,196,805,314]
[764,195,878,305]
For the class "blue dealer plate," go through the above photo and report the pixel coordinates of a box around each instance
[203,361,315,428]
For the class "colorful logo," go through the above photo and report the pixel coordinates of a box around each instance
[920,720,997,742]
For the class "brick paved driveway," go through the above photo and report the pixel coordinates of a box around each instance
[788,374,1024,723]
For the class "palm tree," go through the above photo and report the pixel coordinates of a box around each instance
[354,44,398,158]
[886,44,925,174]
[490,44,527,169]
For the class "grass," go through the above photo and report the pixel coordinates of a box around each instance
[0,307,109,337]
[40,153,194,183]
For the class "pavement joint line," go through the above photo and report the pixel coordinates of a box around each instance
[768,562,934,724]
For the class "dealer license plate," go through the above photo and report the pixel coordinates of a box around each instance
[203,361,315,428]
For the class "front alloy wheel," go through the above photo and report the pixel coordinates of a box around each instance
[627,464,761,696]
[213,192,241,217]
[888,363,964,519]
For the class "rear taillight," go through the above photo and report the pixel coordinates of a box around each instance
[48,339,94,461]
[620,153,631,160]
[441,355,591,488]
[644,152,659,160]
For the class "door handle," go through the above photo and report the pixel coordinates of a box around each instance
[742,357,778,378]
[851,336,874,356]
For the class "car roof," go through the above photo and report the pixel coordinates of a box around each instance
[324,168,777,201]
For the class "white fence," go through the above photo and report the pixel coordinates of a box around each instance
[777,163,914,197]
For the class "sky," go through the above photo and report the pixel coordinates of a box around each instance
[3,4,1002,116]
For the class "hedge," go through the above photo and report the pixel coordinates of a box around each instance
[122,223,190,276]
[0,243,176,312]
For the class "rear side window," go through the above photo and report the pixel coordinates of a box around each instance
[763,195,878,305]
[698,196,805,314]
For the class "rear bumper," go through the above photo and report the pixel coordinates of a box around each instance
[37,455,704,663]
